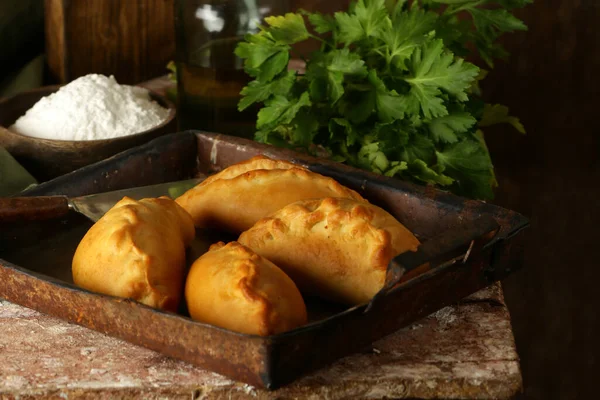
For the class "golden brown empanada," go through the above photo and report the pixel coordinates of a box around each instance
[238,197,421,305]
[185,241,307,336]
[176,166,366,233]
[72,196,195,312]
[199,155,300,187]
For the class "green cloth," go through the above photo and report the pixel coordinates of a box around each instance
[0,147,37,196]
[0,1,47,195]
[0,54,44,98]
[0,0,44,80]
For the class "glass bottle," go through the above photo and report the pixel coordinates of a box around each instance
[174,0,290,138]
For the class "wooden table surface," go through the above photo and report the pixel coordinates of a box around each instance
[0,284,520,399]
[0,77,522,399]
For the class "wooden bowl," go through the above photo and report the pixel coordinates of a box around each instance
[0,85,177,182]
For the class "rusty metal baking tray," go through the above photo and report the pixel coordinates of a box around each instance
[0,131,529,389]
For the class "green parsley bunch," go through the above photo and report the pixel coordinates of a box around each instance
[235,0,531,199]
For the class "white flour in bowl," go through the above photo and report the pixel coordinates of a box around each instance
[9,74,170,141]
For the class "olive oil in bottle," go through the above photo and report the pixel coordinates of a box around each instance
[174,0,289,139]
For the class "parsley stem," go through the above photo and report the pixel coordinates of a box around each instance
[448,0,485,15]
[308,33,329,46]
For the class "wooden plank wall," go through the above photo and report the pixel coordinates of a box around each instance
[45,0,176,84]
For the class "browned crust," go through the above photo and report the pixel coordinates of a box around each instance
[72,196,195,312]
[233,167,366,201]
[287,198,402,271]
[199,155,303,188]
[238,198,420,305]
[176,167,366,232]
[236,263,272,336]
[185,241,307,336]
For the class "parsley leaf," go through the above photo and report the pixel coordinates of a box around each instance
[327,48,368,76]
[479,103,526,133]
[338,88,376,124]
[428,112,477,143]
[405,39,479,119]
[385,161,409,177]
[264,13,309,44]
[470,8,528,33]
[307,49,367,104]
[368,69,406,122]
[292,109,320,147]
[238,71,296,111]
[376,8,438,70]
[234,32,289,79]
[436,138,495,199]
[329,118,361,147]
[375,121,410,154]
[256,96,292,130]
[258,51,290,82]
[354,0,388,37]
[334,12,364,44]
[401,131,437,165]
[430,0,529,68]
[256,92,311,131]
[358,142,393,173]
[307,11,337,34]
[407,159,454,186]
[236,0,530,200]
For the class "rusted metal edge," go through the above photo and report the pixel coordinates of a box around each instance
[260,228,522,388]
[22,131,198,197]
[365,214,501,314]
[0,260,270,388]
[0,131,530,389]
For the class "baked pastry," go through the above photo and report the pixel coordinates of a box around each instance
[199,155,300,187]
[72,196,195,312]
[176,162,366,233]
[238,197,421,305]
[185,241,307,336]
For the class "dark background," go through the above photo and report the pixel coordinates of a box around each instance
[2,0,598,398]
[483,1,600,398]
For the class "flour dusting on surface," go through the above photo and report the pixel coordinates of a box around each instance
[432,306,458,329]
[10,74,170,141]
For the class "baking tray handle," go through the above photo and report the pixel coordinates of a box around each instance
[0,196,70,222]
[365,215,501,313]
